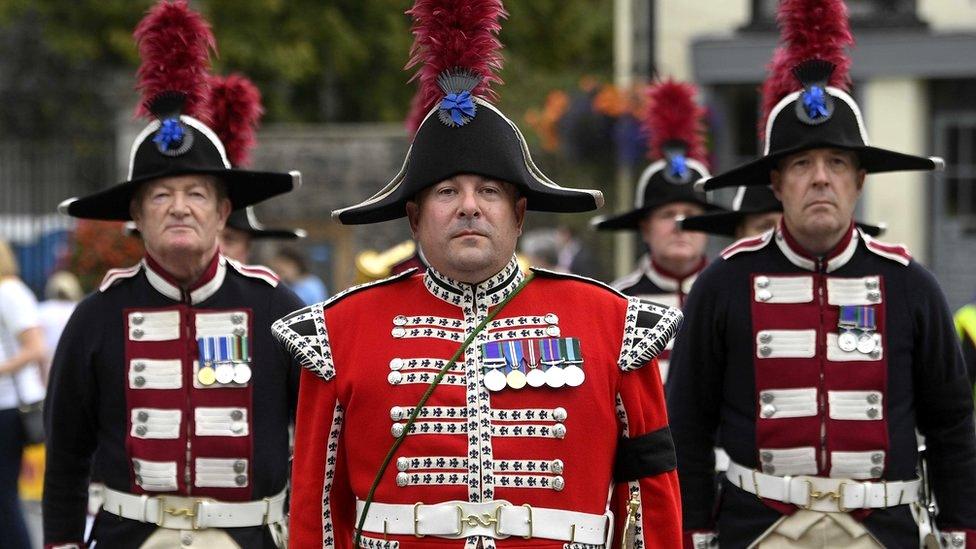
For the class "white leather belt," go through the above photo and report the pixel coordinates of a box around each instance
[101,487,287,530]
[726,460,920,512]
[355,499,613,545]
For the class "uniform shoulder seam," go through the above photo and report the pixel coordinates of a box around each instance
[720,231,773,260]
[99,262,143,292]
[529,267,626,298]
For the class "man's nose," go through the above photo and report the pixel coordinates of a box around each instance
[457,189,481,217]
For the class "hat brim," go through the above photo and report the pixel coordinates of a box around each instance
[59,169,301,221]
[592,199,723,231]
[332,100,603,225]
[702,144,941,192]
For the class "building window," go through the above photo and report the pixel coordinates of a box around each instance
[744,0,925,31]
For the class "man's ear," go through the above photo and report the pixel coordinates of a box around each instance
[216,198,232,231]
[405,201,421,239]
[769,172,783,201]
[514,196,527,236]
[855,169,866,195]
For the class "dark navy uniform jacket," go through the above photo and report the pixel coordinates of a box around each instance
[667,222,976,547]
[43,253,303,548]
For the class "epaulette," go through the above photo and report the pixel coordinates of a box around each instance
[530,268,683,371]
[721,229,774,260]
[610,269,643,293]
[224,257,280,287]
[99,262,143,292]
[529,267,628,298]
[270,268,416,381]
[860,229,911,266]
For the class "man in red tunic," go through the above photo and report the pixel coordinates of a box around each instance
[270,2,683,547]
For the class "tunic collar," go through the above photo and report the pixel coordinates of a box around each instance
[424,256,524,308]
[640,254,705,295]
[774,220,858,273]
[144,252,226,304]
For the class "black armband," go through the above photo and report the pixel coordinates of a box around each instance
[614,425,677,482]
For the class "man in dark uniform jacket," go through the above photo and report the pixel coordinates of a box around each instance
[667,0,976,547]
[42,3,303,548]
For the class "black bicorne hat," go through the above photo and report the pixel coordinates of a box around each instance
[333,72,602,225]
[59,95,300,221]
[679,184,885,237]
[591,150,719,231]
[227,207,305,240]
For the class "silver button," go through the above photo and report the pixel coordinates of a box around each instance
[391,327,406,338]
[952,533,965,547]
[135,474,143,484]
[396,472,408,487]
[181,532,193,546]
[551,476,565,491]
[757,289,772,302]
[870,349,881,359]
[866,407,879,419]
[871,452,884,464]
[133,461,141,472]
[230,410,244,421]
[391,423,405,438]
[136,411,149,422]
[132,328,144,339]
[545,325,560,337]
[552,423,567,439]
[760,451,773,463]
[393,315,408,326]
[755,276,770,288]
[551,459,564,474]
[552,407,568,421]
[397,457,410,471]
[390,406,405,421]
[870,466,883,478]
[234,460,247,473]
[135,425,148,436]
[235,474,247,486]
[231,312,244,324]
[867,291,881,302]
[388,371,403,385]
[759,345,772,357]
[761,404,777,418]
[134,376,146,387]
[866,393,880,404]
[865,279,879,289]
[131,313,145,325]
[544,313,559,324]
[231,421,246,434]
[759,333,772,344]
[762,464,775,475]
[233,327,245,337]
[760,392,775,403]
[133,362,146,372]
[389,358,404,371]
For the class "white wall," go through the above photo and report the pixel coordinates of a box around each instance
[655,2,749,80]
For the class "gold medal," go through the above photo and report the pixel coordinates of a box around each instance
[197,366,216,386]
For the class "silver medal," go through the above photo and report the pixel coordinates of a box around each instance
[545,366,566,388]
[526,368,547,388]
[484,369,507,392]
[564,365,585,387]
[857,333,877,354]
[232,363,252,384]
[838,331,858,352]
[215,363,235,384]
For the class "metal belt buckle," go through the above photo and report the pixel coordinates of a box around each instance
[802,480,848,512]
[157,496,205,529]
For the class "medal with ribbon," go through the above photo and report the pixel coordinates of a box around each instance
[837,306,859,352]
[837,305,878,355]
[197,334,251,386]
[481,337,584,391]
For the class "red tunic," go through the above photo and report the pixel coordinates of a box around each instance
[273,257,683,548]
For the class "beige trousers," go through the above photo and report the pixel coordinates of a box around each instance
[752,510,883,549]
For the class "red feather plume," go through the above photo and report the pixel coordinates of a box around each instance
[405,0,507,131]
[208,74,263,167]
[643,79,707,165]
[133,0,217,122]
[759,0,854,134]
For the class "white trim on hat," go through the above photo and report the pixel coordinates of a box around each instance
[762,86,870,156]
[126,115,231,181]
[731,186,747,211]
[633,158,711,208]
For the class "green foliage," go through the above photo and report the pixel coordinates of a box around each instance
[0,0,611,130]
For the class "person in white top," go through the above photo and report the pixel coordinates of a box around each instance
[37,271,83,383]
[0,238,46,549]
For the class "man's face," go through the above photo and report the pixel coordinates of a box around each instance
[736,211,783,239]
[406,174,526,282]
[131,174,231,260]
[219,226,251,263]
[771,148,865,240]
[639,201,707,265]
